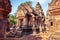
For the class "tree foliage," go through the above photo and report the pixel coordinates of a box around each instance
[9,14,17,24]
[20,1,32,6]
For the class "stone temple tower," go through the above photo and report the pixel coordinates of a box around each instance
[46,0,60,40]
[16,2,45,35]
[46,0,60,32]
[34,2,45,32]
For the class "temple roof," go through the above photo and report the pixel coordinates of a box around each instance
[34,2,44,17]
[34,2,42,11]
[48,0,60,9]
[47,0,60,16]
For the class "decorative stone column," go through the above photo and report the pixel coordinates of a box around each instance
[0,0,12,38]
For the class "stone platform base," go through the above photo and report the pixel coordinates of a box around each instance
[0,35,42,40]
[0,38,23,40]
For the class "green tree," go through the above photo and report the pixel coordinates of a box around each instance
[9,14,17,24]
[20,1,32,6]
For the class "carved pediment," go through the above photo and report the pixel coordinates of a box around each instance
[49,0,60,6]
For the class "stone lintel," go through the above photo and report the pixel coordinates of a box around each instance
[47,8,60,16]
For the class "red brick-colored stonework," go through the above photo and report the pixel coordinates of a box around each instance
[0,0,12,38]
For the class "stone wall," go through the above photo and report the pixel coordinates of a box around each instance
[0,0,11,38]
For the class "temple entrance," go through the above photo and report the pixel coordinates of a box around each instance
[22,29,33,35]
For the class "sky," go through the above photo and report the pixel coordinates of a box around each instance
[10,0,51,15]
